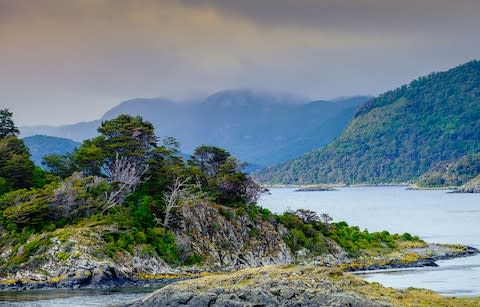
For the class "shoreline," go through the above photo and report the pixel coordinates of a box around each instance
[1,245,478,292]
[264,183,410,189]
[345,245,479,272]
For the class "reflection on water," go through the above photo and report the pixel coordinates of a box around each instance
[0,286,160,306]
[259,187,480,297]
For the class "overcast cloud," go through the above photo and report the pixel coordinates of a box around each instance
[1,0,479,125]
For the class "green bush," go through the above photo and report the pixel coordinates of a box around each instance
[147,227,178,264]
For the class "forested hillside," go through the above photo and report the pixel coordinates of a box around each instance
[414,154,480,188]
[255,60,480,184]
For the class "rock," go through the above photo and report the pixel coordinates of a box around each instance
[0,225,174,290]
[174,202,293,267]
[452,174,480,193]
[295,184,337,192]
[119,266,389,307]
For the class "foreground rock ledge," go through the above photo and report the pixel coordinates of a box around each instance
[118,265,480,307]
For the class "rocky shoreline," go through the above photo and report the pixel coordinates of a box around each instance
[118,264,480,307]
[345,245,479,272]
[0,244,477,292]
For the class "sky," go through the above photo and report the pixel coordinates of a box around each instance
[1,0,480,126]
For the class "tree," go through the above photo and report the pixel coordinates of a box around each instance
[72,115,159,212]
[294,209,320,224]
[161,177,192,229]
[96,114,157,163]
[0,136,35,191]
[102,154,149,213]
[42,153,78,178]
[189,146,261,206]
[190,145,231,179]
[74,140,104,176]
[0,109,19,139]
[74,115,157,179]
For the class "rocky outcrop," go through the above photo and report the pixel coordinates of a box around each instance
[453,174,480,193]
[174,202,293,267]
[345,244,479,272]
[0,202,294,290]
[121,265,389,307]
[0,225,175,290]
[295,184,337,192]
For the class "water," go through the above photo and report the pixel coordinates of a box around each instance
[0,287,158,306]
[259,186,480,297]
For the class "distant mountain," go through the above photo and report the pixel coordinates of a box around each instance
[23,135,80,166]
[255,60,480,184]
[21,89,370,169]
[21,121,100,143]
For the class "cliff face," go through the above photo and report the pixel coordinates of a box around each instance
[175,202,293,267]
[0,201,294,289]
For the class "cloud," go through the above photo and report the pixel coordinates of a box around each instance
[1,0,479,125]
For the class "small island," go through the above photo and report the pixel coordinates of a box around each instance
[295,184,337,192]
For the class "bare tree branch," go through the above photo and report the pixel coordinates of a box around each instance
[163,176,191,229]
[102,153,148,213]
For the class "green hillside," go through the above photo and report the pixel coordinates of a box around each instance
[255,60,480,184]
[414,154,480,188]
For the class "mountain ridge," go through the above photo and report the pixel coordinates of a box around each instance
[23,135,81,166]
[20,90,371,169]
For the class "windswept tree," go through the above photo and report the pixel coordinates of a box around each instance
[190,145,231,179]
[74,115,158,211]
[189,145,260,206]
[0,109,20,139]
[0,110,34,192]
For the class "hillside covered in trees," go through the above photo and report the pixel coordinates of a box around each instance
[0,110,426,288]
[414,154,480,188]
[255,60,480,184]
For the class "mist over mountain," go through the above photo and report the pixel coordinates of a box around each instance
[21,89,370,168]
[255,60,480,183]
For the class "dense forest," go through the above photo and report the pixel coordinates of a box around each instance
[255,60,480,184]
[0,110,419,275]
[414,154,480,188]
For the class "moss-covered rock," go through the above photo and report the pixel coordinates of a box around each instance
[120,265,480,307]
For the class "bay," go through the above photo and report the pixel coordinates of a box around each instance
[259,186,480,297]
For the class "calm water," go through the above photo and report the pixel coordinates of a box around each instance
[259,186,480,297]
[0,287,157,306]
